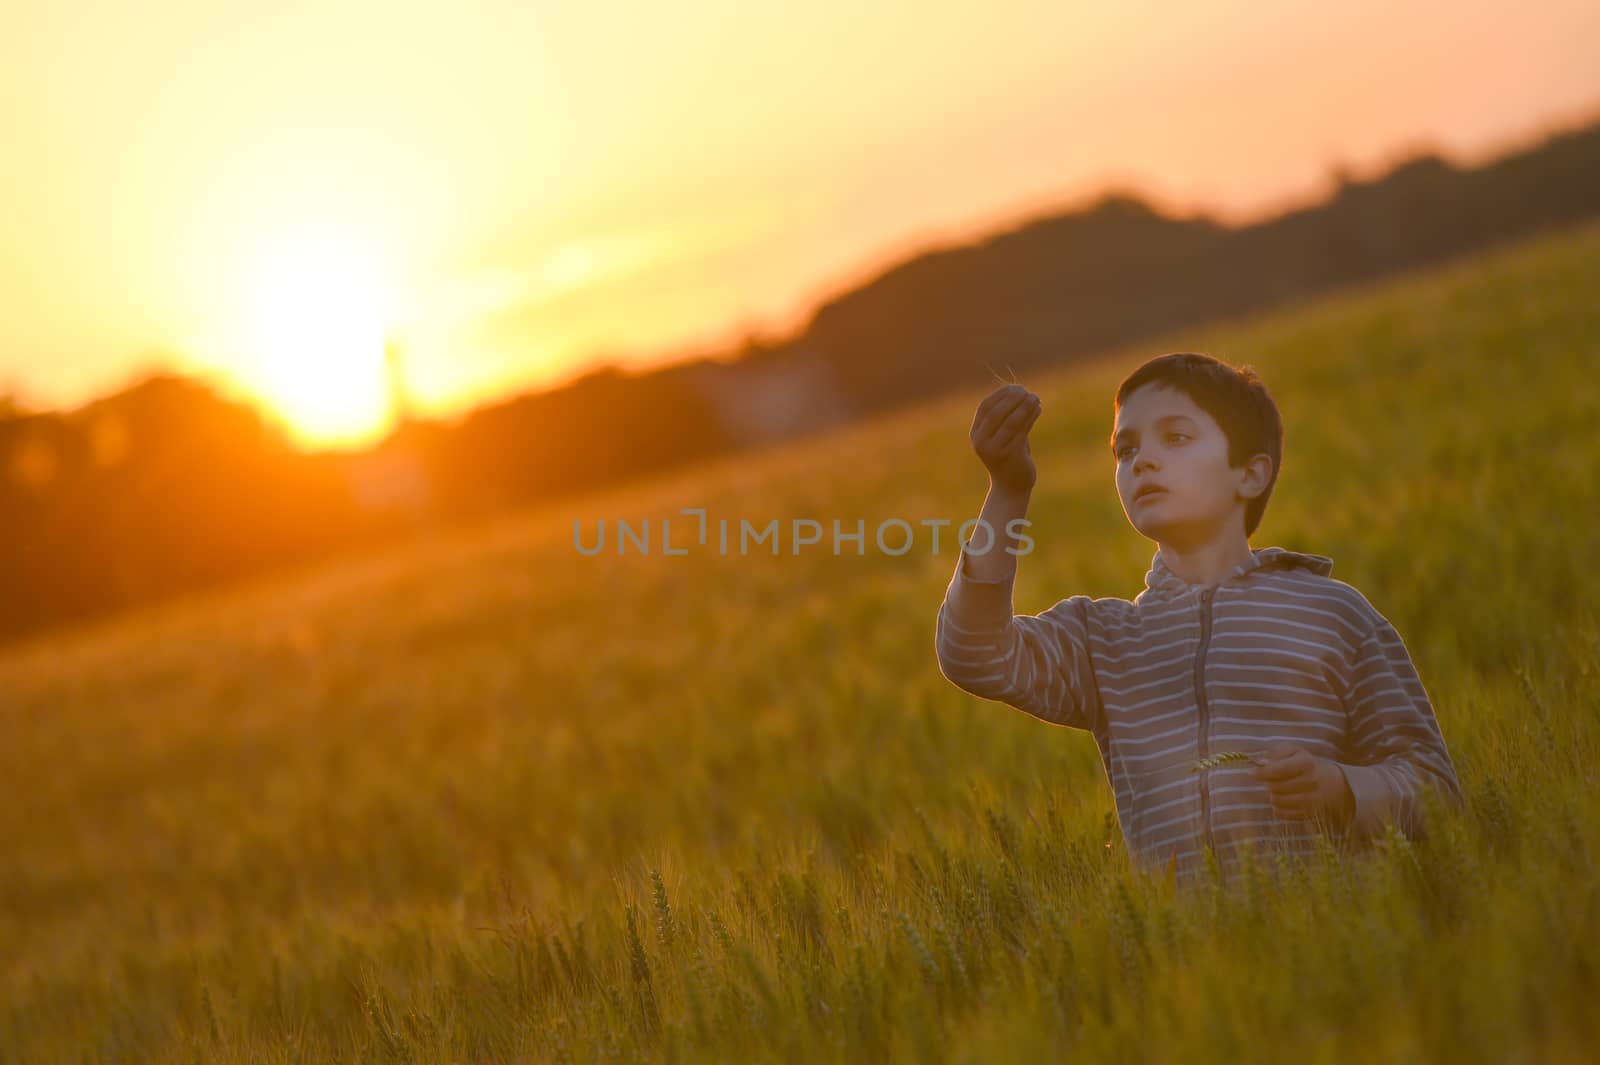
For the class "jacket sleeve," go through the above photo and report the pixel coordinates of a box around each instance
[1336,609,1464,841]
[934,539,1102,732]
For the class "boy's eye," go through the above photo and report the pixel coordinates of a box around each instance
[1115,433,1188,460]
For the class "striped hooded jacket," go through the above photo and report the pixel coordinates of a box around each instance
[934,543,1463,885]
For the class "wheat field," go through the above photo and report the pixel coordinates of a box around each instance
[2,218,1598,1063]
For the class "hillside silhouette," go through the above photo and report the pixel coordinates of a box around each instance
[3,114,1598,643]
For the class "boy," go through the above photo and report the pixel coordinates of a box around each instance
[935,351,1462,888]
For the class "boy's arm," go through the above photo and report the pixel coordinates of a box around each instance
[1336,611,1465,841]
[934,486,1101,732]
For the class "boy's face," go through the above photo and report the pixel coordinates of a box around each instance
[1111,383,1269,548]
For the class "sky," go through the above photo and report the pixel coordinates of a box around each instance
[4,0,1599,448]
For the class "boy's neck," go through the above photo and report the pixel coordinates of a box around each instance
[1156,535,1256,590]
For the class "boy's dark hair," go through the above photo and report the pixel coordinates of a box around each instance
[1112,352,1283,538]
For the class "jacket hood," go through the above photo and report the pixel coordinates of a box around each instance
[1142,545,1335,601]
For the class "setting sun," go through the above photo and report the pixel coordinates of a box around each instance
[241,229,398,450]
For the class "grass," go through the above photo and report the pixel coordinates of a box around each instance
[2,217,1599,1062]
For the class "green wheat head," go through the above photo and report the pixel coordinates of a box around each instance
[1191,750,1265,773]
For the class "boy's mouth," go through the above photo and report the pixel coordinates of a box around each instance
[1134,485,1167,502]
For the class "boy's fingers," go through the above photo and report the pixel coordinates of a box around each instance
[1265,776,1316,796]
[979,404,1030,444]
[981,396,1039,445]
[1004,404,1042,448]
[1254,757,1306,781]
[975,384,1028,423]
[971,394,1008,436]
[989,385,1034,411]
[999,400,1039,440]
[974,394,1025,439]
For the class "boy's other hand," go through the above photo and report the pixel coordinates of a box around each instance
[1253,742,1355,823]
[971,384,1041,495]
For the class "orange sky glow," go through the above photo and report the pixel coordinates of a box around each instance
[3,1,1598,448]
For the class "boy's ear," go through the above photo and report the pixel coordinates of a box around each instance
[1237,452,1274,500]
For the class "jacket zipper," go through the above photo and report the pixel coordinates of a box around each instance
[1195,586,1216,860]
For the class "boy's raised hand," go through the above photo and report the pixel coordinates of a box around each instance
[971,384,1042,495]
